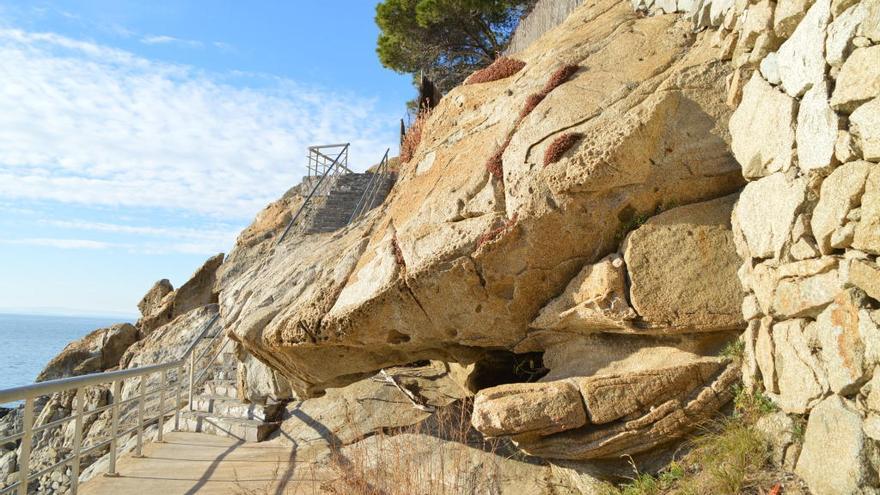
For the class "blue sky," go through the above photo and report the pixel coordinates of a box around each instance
[0,1,414,317]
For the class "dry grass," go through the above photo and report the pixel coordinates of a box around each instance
[465,57,526,85]
[400,109,431,163]
[543,132,582,166]
[599,387,780,495]
[322,399,508,495]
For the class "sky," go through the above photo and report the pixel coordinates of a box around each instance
[0,1,414,317]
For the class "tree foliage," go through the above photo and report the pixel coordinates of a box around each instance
[376,0,536,94]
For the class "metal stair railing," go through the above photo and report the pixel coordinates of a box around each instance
[348,148,391,224]
[276,143,350,246]
[0,313,227,495]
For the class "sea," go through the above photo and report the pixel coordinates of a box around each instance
[0,313,129,392]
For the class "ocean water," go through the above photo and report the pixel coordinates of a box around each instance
[0,314,127,391]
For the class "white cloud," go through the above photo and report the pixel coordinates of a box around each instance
[0,28,396,221]
[140,34,203,48]
[0,238,115,249]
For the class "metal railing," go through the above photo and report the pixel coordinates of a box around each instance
[348,148,391,224]
[276,143,351,245]
[0,313,227,495]
[306,143,351,177]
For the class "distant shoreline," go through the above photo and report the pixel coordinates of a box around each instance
[0,310,137,321]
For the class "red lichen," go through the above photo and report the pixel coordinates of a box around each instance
[519,92,547,120]
[541,64,579,94]
[485,136,511,180]
[543,133,583,167]
[475,213,519,251]
[400,109,431,163]
[465,57,527,85]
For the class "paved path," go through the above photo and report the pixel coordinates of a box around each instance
[79,432,323,495]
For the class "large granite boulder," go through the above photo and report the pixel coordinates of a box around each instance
[220,0,744,401]
[36,323,138,382]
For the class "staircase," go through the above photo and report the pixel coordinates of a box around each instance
[276,144,396,245]
[304,172,395,233]
[177,346,283,442]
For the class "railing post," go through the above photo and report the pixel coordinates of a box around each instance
[175,365,183,431]
[188,352,195,411]
[70,387,84,494]
[17,397,33,495]
[134,375,145,457]
[106,380,121,477]
[157,369,167,442]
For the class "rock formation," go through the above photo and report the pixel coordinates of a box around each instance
[218,0,748,472]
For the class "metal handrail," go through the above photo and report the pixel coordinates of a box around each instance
[348,149,390,224]
[276,143,350,245]
[0,313,224,494]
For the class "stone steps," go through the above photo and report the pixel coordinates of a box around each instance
[190,395,283,421]
[201,379,238,399]
[177,411,278,442]
[303,172,395,234]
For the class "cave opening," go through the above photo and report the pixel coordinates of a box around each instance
[465,351,548,392]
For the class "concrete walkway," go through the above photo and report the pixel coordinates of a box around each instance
[79,432,323,495]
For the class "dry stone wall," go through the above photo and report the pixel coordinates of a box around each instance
[685,0,880,492]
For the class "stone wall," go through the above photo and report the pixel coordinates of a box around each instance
[703,0,880,493]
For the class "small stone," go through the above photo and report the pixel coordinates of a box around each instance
[723,7,738,30]
[796,81,840,173]
[720,31,739,61]
[796,395,871,495]
[826,3,867,67]
[848,258,880,302]
[864,414,880,440]
[831,0,860,17]
[849,97,880,161]
[858,0,880,41]
[790,237,820,259]
[777,0,832,97]
[755,412,798,468]
[811,160,871,254]
[775,0,813,37]
[742,294,763,319]
[743,319,761,390]
[773,319,827,413]
[756,317,777,392]
[853,167,880,254]
[834,130,858,163]
[830,46,880,112]
[830,222,856,248]
[750,32,783,63]
[726,67,747,107]
[815,290,869,394]
[472,381,587,437]
[760,52,781,84]
[772,267,841,317]
[866,371,880,411]
[740,0,775,50]
[852,35,872,46]
[730,75,797,178]
[738,175,811,260]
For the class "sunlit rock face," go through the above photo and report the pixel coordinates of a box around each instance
[220,0,744,400]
